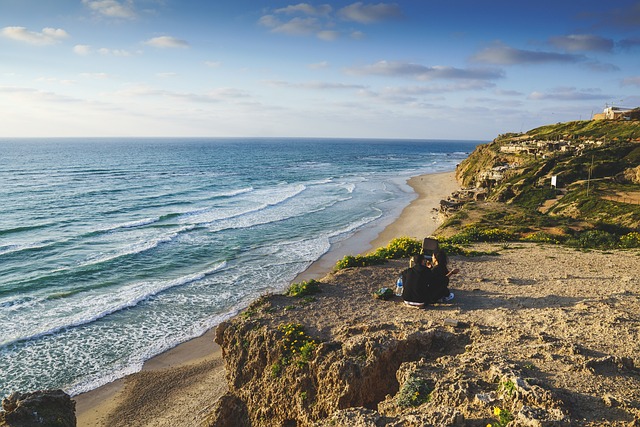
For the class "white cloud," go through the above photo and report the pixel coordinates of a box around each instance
[205,61,222,68]
[144,36,189,48]
[258,15,280,28]
[1,26,69,46]
[260,16,321,36]
[97,47,135,56]
[73,44,135,56]
[528,87,608,101]
[74,44,92,55]
[258,3,400,39]
[275,3,332,16]
[82,0,136,19]
[347,60,504,81]
[265,80,366,90]
[317,30,340,41]
[472,43,584,65]
[549,34,614,52]
[494,88,524,97]
[337,2,402,24]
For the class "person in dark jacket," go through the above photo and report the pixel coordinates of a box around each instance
[426,250,458,303]
[401,254,432,306]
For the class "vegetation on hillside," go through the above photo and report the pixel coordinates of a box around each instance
[445,119,640,246]
[494,119,640,143]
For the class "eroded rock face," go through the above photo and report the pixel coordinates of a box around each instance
[210,315,469,427]
[204,253,640,426]
[0,390,76,427]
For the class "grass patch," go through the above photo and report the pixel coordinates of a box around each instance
[286,279,321,297]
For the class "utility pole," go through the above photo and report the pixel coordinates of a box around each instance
[586,154,594,197]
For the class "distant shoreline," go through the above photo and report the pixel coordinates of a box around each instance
[74,170,461,426]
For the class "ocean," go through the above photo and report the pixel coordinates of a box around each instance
[0,138,479,398]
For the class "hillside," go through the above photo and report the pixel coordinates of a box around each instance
[444,120,640,239]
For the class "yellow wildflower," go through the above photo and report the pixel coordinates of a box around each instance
[493,407,501,416]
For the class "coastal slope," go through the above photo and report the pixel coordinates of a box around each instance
[205,244,640,426]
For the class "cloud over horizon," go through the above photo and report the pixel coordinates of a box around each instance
[549,34,614,52]
[346,60,504,81]
[82,0,136,19]
[259,1,401,40]
[1,26,69,46]
[144,36,189,48]
[472,43,586,65]
[528,87,609,101]
[337,2,402,23]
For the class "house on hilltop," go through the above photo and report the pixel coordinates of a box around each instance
[592,106,639,121]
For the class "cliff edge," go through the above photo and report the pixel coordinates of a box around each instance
[203,249,640,426]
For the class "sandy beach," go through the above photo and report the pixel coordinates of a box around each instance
[74,171,459,426]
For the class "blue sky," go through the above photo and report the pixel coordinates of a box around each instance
[1,1,639,139]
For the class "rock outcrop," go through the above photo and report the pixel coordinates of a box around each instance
[202,259,588,427]
[0,390,76,427]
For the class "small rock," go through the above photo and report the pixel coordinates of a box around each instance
[603,394,620,407]
[444,318,459,327]
[474,392,496,404]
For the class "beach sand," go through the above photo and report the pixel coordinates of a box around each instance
[74,171,459,426]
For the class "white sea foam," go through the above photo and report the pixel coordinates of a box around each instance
[0,262,226,347]
[78,226,192,268]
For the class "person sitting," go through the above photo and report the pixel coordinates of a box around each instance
[400,254,432,307]
[426,250,458,303]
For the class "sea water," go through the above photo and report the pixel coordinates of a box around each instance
[0,138,479,397]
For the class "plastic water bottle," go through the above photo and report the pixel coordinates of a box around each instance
[395,277,403,296]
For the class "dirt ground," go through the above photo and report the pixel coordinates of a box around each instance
[260,242,640,426]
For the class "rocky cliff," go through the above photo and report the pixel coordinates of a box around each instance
[203,252,640,427]
[0,390,76,427]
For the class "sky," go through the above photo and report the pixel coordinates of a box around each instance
[1,0,639,140]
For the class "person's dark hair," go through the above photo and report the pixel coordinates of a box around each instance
[432,250,448,269]
[411,254,423,266]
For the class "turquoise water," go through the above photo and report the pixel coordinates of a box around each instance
[0,138,478,397]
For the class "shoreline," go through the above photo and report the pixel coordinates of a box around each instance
[74,171,460,426]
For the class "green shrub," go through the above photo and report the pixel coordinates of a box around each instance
[286,279,321,297]
[373,236,422,259]
[489,406,514,427]
[277,323,318,367]
[270,362,282,378]
[395,377,432,407]
[335,237,422,270]
[448,226,518,244]
[335,254,386,270]
[619,232,640,248]
[522,231,564,244]
[568,229,618,249]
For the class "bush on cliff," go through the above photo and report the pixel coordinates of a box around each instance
[372,236,422,259]
[286,279,321,297]
[335,237,422,270]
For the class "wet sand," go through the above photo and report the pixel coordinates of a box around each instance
[74,171,459,426]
